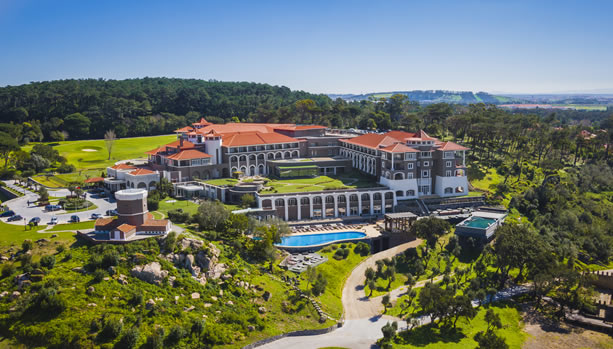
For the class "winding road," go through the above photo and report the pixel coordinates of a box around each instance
[259,240,422,349]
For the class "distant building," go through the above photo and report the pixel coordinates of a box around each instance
[94,189,170,241]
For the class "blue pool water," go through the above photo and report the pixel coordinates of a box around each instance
[277,231,367,247]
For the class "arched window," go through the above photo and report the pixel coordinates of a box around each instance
[373,192,382,200]
[394,173,404,180]
[239,155,247,162]
[350,194,358,202]
[444,187,453,194]
[396,190,403,197]
[337,195,346,203]
[406,190,415,196]
[325,196,335,204]
[268,153,274,159]
[249,154,256,161]
[275,199,285,206]
[288,198,297,205]
[313,196,322,204]
[385,192,393,200]
[300,197,310,205]
[361,193,370,201]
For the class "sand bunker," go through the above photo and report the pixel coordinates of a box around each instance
[82,148,98,152]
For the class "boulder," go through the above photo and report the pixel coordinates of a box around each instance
[248,325,255,332]
[130,262,168,285]
[19,280,32,289]
[87,286,95,295]
[180,237,204,251]
[36,238,49,244]
[207,263,227,280]
[263,291,272,301]
[117,274,128,285]
[204,303,212,308]
[11,291,20,299]
[51,234,58,238]
[211,296,218,302]
[0,291,8,298]
[146,299,156,310]
[225,300,233,306]
[107,266,116,275]
[168,276,177,287]
[87,303,97,307]
[184,305,195,312]
[258,306,267,314]
[191,292,200,300]
[222,274,232,281]
[72,267,84,274]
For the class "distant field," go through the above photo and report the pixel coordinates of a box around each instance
[23,134,177,171]
[500,103,608,111]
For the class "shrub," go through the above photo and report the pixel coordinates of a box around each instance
[40,255,56,269]
[115,327,139,349]
[22,239,33,252]
[92,269,106,283]
[166,325,187,346]
[99,318,123,341]
[354,242,371,256]
[55,244,65,253]
[1,263,16,278]
[129,293,143,306]
[340,243,347,249]
[312,273,328,296]
[144,329,164,349]
[57,163,76,173]
[168,209,190,223]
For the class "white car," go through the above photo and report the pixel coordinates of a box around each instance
[50,216,58,224]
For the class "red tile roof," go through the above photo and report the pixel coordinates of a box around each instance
[111,164,136,170]
[174,126,194,133]
[192,117,211,126]
[129,168,156,176]
[146,139,195,155]
[84,177,105,183]
[341,133,402,149]
[222,131,298,147]
[195,123,296,135]
[273,125,327,131]
[381,143,419,153]
[437,141,469,151]
[166,149,211,160]
[95,217,116,227]
[116,223,136,233]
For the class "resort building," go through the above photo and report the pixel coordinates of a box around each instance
[103,118,471,221]
[94,189,171,241]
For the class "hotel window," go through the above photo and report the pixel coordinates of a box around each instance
[423,161,430,167]
[446,170,452,177]
[420,151,431,158]
[422,170,430,177]
[407,172,414,179]
[407,163,414,169]
[444,151,454,159]
[446,161,452,167]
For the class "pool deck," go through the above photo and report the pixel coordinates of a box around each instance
[288,223,382,239]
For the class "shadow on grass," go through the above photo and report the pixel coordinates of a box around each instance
[396,324,466,347]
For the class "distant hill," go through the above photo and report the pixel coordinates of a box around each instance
[328,90,515,104]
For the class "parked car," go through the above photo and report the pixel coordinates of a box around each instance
[29,217,41,225]
[70,215,80,223]
[106,209,118,216]
[45,204,62,211]
[0,210,15,217]
[7,214,22,222]
[50,216,58,224]
[91,213,102,219]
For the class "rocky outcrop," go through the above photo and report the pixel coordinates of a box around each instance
[163,241,226,285]
[130,262,168,285]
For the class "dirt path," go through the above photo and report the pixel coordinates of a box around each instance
[342,239,422,320]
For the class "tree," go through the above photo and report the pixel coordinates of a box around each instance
[474,308,508,349]
[493,223,546,285]
[367,279,376,297]
[364,267,375,283]
[194,200,230,231]
[450,295,476,328]
[385,267,396,290]
[38,187,49,202]
[382,294,391,313]
[379,321,398,348]
[240,193,255,208]
[104,129,116,160]
[0,132,19,168]
[312,272,328,296]
[64,113,91,139]
[411,217,450,257]
[305,266,317,290]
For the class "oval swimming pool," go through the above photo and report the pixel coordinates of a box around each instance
[276,231,367,247]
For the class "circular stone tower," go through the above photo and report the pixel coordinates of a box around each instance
[115,189,148,226]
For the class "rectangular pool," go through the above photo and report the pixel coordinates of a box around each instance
[276,231,367,247]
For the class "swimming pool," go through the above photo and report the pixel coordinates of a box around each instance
[459,216,497,228]
[276,231,367,247]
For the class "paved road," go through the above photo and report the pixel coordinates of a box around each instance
[260,240,421,349]
[2,180,117,226]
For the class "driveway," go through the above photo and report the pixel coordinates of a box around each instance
[2,180,117,226]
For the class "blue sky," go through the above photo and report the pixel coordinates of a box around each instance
[1,0,612,94]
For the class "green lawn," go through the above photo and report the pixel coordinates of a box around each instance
[47,221,95,232]
[23,134,176,171]
[261,172,379,195]
[392,304,525,348]
[0,221,74,247]
[200,178,239,186]
[157,197,201,217]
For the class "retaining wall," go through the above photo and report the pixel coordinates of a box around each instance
[241,322,343,349]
